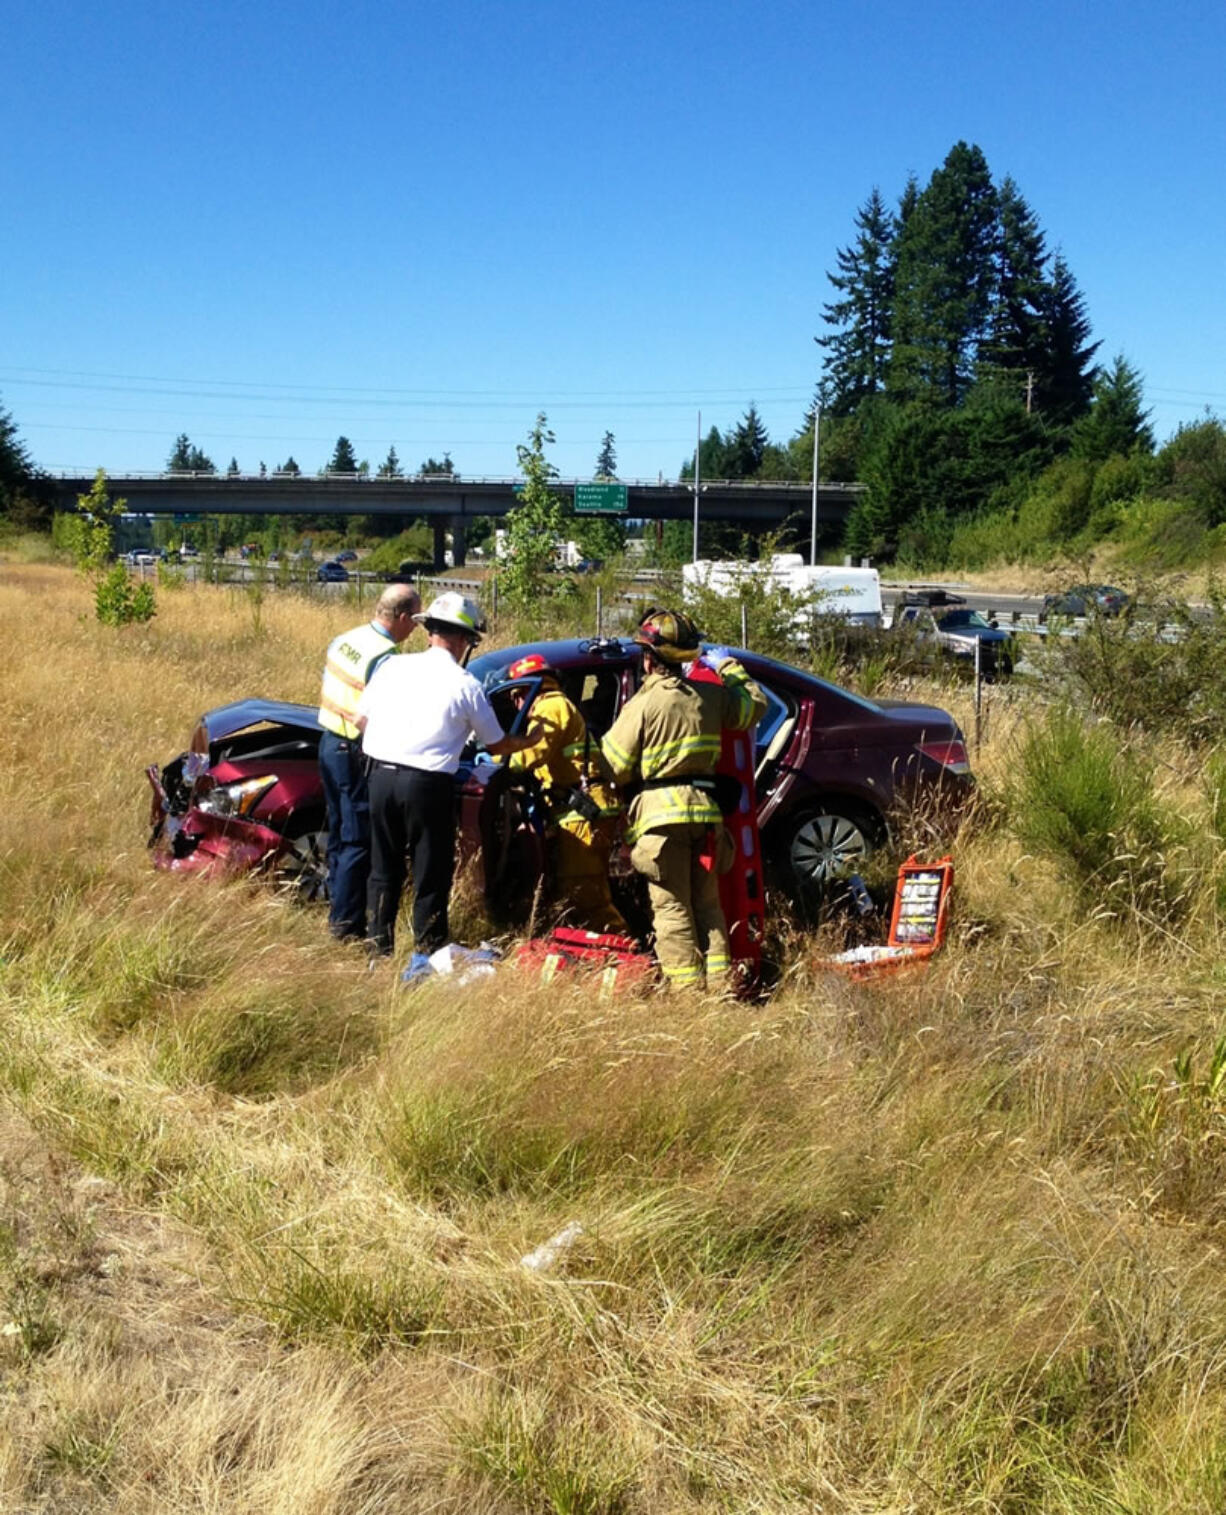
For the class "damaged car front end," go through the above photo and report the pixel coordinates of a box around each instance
[146,699,329,897]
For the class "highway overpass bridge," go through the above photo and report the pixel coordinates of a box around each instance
[51,472,863,568]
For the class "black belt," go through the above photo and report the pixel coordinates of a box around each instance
[639,775,717,791]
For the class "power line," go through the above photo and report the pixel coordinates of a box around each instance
[0,365,813,404]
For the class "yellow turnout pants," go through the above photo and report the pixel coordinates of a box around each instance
[553,816,627,934]
[630,822,730,987]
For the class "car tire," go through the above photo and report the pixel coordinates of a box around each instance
[771,800,885,899]
[274,815,330,904]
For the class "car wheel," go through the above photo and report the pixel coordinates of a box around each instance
[274,817,330,904]
[775,801,884,895]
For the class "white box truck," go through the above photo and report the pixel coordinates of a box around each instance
[682,555,883,629]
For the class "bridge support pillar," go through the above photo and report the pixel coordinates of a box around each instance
[450,517,466,568]
[432,520,447,572]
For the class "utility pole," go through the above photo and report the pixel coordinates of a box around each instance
[692,410,701,563]
[809,401,822,567]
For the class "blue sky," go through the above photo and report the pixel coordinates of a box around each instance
[3,0,1223,481]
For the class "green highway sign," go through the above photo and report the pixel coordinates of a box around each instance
[574,482,628,514]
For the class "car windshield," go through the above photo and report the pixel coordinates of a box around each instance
[934,609,992,629]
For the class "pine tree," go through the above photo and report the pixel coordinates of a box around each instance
[982,177,1049,383]
[227,456,240,476]
[1034,255,1099,424]
[725,405,769,478]
[326,436,359,473]
[376,445,404,478]
[594,431,618,480]
[0,399,35,513]
[1071,355,1154,460]
[889,142,999,407]
[167,434,215,472]
[818,187,895,416]
[279,456,301,476]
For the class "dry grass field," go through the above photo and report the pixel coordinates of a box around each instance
[2,552,1226,1512]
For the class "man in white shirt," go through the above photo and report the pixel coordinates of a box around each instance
[356,592,538,958]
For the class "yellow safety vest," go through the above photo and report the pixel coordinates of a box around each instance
[318,622,397,739]
[601,661,766,843]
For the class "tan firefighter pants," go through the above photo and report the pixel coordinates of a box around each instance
[630,822,730,987]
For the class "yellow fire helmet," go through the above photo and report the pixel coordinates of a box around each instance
[633,606,702,664]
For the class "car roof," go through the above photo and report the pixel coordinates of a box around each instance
[470,637,888,715]
[201,698,321,740]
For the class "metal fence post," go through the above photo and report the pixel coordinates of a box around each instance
[596,585,603,637]
[740,601,748,648]
[974,637,983,751]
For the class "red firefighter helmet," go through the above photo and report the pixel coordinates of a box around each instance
[506,652,556,681]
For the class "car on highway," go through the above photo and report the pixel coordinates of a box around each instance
[145,638,972,912]
[316,560,350,583]
[893,600,1015,679]
[335,549,359,563]
[1039,583,1130,622]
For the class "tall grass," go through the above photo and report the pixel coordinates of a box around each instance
[2,564,1226,1509]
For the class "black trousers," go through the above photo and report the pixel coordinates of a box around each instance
[366,765,457,956]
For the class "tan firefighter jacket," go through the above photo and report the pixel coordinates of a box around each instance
[601,659,767,843]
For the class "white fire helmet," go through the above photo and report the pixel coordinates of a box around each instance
[413,591,487,642]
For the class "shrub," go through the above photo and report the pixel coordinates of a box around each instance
[1036,581,1226,744]
[93,564,156,626]
[1005,705,1194,926]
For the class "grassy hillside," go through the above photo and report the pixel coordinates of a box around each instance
[2,562,1225,1511]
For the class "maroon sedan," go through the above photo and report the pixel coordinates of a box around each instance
[146,637,972,907]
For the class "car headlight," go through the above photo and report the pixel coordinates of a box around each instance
[196,775,279,818]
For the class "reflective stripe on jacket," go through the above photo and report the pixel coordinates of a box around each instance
[508,686,619,822]
[601,659,767,843]
[318,621,397,739]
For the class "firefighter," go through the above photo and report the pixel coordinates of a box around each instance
[505,652,627,934]
[601,609,766,989]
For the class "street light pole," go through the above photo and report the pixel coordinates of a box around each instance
[692,409,701,563]
[809,400,821,567]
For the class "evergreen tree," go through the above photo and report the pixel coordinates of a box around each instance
[889,142,999,407]
[680,425,731,482]
[982,176,1049,383]
[0,399,35,513]
[419,453,455,476]
[725,404,769,477]
[167,434,215,472]
[279,456,301,476]
[818,187,895,415]
[376,445,404,478]
[1071,355,1154,460]
[594,431,618,479]
[227,456,240,476]
[1034,255,1099,424]
[326,436,359,473]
